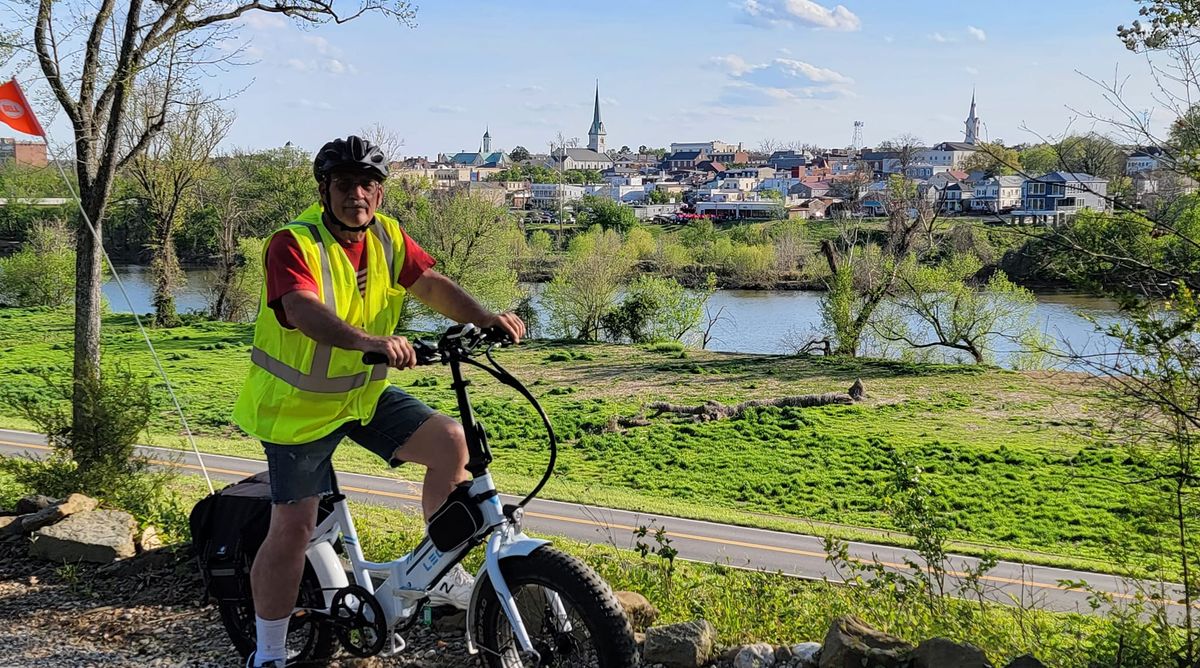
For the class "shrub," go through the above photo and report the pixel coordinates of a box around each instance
[601,274,714,344]
[0,220,75,308]
[0,364,159,500]
[625,227,656,260]
[724,244,776,283]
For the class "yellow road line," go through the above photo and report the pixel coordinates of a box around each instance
[0,437,1156,603]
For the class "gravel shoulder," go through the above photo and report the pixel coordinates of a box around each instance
[0,535,473,667]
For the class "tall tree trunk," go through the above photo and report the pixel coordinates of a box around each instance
[72,185,106,427]
[151,232,181,327]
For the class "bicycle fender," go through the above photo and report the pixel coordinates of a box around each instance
[463,534,550,655]
[306,540,349,610]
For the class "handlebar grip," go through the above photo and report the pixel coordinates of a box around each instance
[482,326,514,346]
[362,352,388,365]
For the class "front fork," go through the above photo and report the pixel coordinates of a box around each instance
[469,525,573,662]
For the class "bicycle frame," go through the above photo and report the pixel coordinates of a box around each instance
[299,324,567,660]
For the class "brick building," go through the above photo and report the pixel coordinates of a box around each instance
[0,138,49,168]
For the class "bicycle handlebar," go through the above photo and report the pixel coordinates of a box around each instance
[361,324,513,366]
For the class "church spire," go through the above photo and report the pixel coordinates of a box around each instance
[482,126,491,154]
[588,82,606,153]
[964,88,980,145]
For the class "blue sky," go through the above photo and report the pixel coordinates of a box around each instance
[14,0,1173,158]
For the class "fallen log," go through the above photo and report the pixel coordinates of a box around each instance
[644,380,865,422]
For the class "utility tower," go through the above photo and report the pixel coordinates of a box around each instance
[851,120,865,151]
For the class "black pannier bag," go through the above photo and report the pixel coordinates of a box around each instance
[189,471,333,602]
[427,482,486,553]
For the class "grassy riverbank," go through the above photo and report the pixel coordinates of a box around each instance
[0,307,1144,574]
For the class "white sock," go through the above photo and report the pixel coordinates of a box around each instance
[254,615,290,665]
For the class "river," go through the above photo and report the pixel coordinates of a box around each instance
[103,266,1124,368]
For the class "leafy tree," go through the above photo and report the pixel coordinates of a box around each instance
[124,91,232,327]
[564,169,603,184]
[1018,144,1060,175]
[577,196,638,233]
[509,145,531,162]
[647,188,673,205]
[873,255,1038,364]
[487,164,562,184]
[1169,104,1200,153]
[0,163,73,239]
[961,143,1021,176]
[0,220,76,308]
[397,191,525,325]
[600,273,715,343]
[542,227,634,339]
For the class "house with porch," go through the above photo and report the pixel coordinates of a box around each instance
[1012,172,1109,224]
[971,175,1024,213]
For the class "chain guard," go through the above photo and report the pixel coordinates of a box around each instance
[329,584,388,657]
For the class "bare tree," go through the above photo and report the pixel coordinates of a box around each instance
[359,122,406,162]
[9,0,414,434]
[125,88,232,327]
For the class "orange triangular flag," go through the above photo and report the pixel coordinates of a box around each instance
[0,79,46,137]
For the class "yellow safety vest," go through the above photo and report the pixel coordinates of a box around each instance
[233,203,409,444]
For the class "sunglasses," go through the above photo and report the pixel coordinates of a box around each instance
[330,175,383,194]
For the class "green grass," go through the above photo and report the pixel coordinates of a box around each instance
[0,307,1151,575]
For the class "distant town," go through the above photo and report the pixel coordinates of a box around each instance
[377,86,1180,226]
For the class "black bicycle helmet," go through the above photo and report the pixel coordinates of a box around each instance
[312,135,389,183]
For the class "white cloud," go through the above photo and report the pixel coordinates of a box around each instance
[708,54,854,107]
[883,35,894,43]
[292,98,334,111]
[967,25,987,42]
[325,59,347,74]
[964,66,980,76]
[429,104,466,114]
[240,12,287,30]
[930,32,952,43]
[600,96,620,107]
[709,54,755,76]
[302,35,335,55]
[931,26,986,44]
[285,58,311,72]
[738,0,861,31]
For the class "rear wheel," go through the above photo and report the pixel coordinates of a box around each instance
[473,546,639,668]
[218,562,337,663]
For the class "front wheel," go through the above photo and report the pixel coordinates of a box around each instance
[473,546,639,668]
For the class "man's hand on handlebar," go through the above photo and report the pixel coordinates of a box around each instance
[481,311,526,345]
[359,334,417,369]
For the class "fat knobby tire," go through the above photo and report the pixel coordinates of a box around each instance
[474,545,639,667]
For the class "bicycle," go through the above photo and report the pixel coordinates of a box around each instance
[218,323,640,667]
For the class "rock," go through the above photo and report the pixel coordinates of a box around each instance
[819,615,913,668]
[29,509,137,563]
[15,494,56,514]
[615,590,659,630]
[734,643,776,668]
[791,642,821,666]
[913,637,991,668]
[644,619,717,668]
[430,609,466,634]
[774,644,792,664]
[138,525,163,552]
[98,546,179,576]
[1004,655,1046,668]
[0,515,22,535]
[21,493,98,532]
[848,378,866,401]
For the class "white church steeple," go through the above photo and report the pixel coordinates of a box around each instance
[587,83,606,153]
[964,90,980,145]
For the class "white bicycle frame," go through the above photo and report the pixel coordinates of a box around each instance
[300,470,574,660]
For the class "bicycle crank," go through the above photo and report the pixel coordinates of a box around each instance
[329,584,388,657]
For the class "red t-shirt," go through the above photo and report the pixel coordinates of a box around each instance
[265,220,436,328]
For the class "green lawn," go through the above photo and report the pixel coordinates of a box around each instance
[0,307,1146,574]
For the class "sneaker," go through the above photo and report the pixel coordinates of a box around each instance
[245,652,286,668]
[428,563,474,610]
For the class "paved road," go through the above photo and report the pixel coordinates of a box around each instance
[0,428,1181,619]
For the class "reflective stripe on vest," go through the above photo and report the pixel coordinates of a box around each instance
[248,220,387,394]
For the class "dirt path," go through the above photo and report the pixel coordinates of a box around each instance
[0,536,471,667]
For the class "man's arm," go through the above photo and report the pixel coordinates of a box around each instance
[281,290,417,367]
[407,269,526,342]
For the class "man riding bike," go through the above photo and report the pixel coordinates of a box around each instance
[231,135,526,668]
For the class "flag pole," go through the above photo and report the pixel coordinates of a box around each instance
[14,77,215,494]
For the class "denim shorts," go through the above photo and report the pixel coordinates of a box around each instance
[262,385,437,503]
